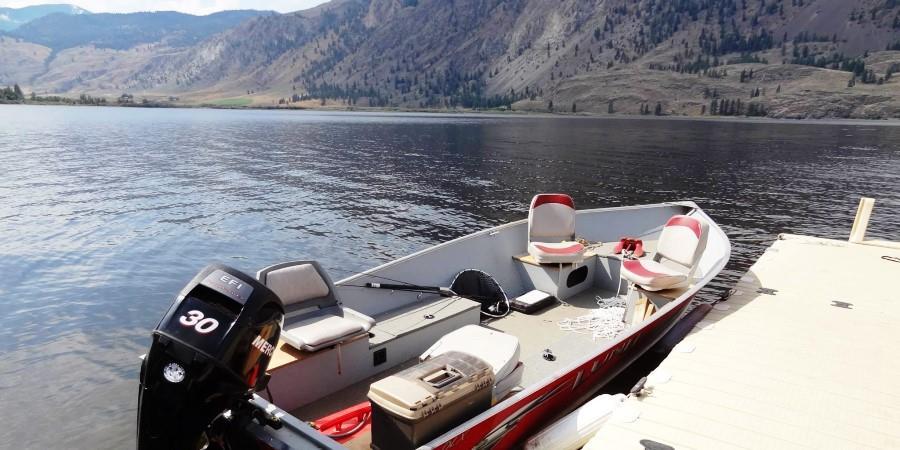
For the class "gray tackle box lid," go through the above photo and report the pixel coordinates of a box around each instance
[368,351,494,421]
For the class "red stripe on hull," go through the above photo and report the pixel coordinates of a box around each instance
[429,296,693,450]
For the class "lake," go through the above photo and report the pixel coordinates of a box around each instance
[0,105,898,448]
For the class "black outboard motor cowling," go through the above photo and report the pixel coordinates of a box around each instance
[137,264,284,450]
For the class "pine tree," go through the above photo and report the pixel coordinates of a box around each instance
[607,100,614,114]
[571,102,577,113]
[654,102,663,116]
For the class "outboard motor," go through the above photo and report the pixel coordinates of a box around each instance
[137,264,284,450]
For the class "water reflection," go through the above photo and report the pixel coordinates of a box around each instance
[0,105,897,448]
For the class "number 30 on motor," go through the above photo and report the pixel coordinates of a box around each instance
[179,310,220,334]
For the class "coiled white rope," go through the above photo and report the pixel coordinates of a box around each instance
[557,295,627,340]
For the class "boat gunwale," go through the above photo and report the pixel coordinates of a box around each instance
[333,201,703,287]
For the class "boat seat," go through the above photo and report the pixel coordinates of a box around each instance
[258,261,375,352]
[528,241,586,264]
[280,306,374,352]
[620,259,687,291]
[527,193,585,264]
[621,215,709,291]
[420,325,523,402]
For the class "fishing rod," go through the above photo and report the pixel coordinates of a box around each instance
[353,282,500,307]
[325,265,421,287]
[326,265,511,318]
[325,266,457,298]
[362,282,455,297]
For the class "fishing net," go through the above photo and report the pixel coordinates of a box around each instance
[450,269,510,318]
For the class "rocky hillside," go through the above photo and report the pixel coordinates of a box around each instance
[5,0,900,119]
[0,9,272,94]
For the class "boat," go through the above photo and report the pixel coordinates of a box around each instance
[136,195,730,450]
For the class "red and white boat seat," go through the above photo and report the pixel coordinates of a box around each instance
[420,325,523,402]
[527,193,585,264]
[257,261,375,352]
[620,215,709,291]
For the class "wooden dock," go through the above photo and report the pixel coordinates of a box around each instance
[588,226,900,449]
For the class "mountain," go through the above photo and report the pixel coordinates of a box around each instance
[4,0,900,119]
[9,10,274,50]
[121,0,900,118]
[0,4,88,31]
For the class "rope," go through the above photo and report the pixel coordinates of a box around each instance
[577,237,608,258]
[883,255,900,264]
[557,295,627,340]
[336,343,342,375]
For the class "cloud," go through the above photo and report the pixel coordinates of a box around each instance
[0,0,330,15]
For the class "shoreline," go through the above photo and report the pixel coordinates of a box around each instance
[2,101,899,126]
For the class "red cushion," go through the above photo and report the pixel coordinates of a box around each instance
[622,259,669,278]
[533,242,585,254]
[620,258,688,291]
[665,215,702,238]
[532,193,575,209]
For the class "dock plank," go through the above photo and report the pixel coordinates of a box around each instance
[593,234,900,450]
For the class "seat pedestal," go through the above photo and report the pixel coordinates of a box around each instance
[514,254,595,301]
[623,284,680,325]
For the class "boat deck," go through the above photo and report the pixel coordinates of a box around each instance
[486,288,619,386]
[291,286,621,421]
[590,234,900,450]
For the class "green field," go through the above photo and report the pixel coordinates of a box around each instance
[208,97,252,106]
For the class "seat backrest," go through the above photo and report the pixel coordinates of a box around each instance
[528,193,577,242]
[655,215,709,273]
[256,260,340,314]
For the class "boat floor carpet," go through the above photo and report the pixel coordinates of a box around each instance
[485,288,618,387]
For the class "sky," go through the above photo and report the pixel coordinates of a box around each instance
[0,0,331,15]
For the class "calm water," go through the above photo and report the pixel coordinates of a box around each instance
[1,105,898,448]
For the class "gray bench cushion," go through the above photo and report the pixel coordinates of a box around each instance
[282,313,366,351]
